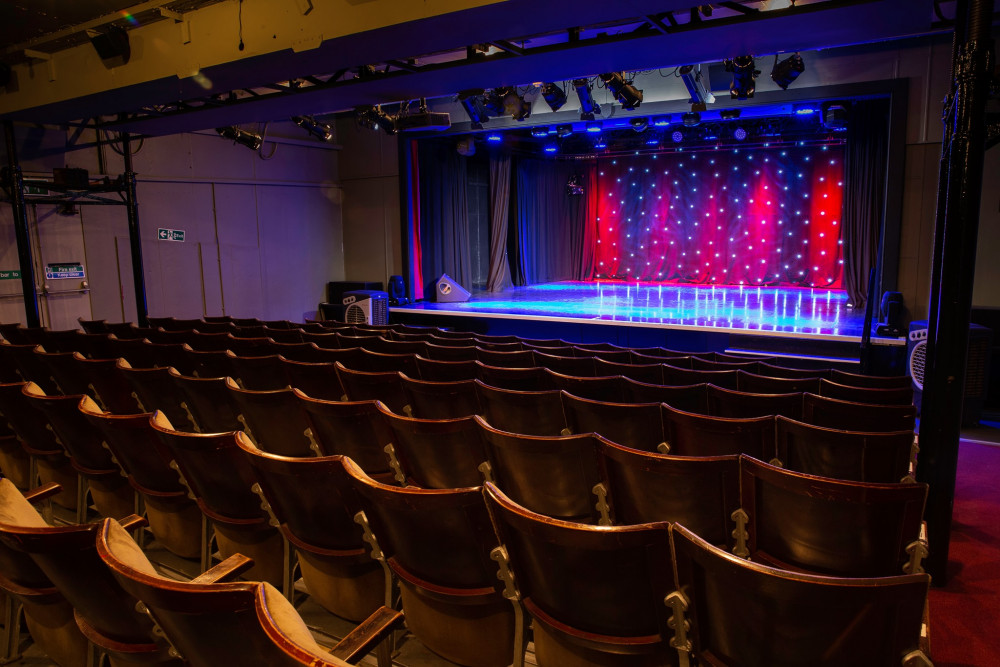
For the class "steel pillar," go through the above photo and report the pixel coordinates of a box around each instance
[916,0,995,584]
[120,131,149,327]
[2,121,41,328]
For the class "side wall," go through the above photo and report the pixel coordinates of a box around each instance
[0,122,343,328]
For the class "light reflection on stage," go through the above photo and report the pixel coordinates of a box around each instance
[397,281,870,340]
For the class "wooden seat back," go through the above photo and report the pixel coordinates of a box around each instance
[706,384,803,419]
[597,440,739,549]
[802,393,917,432]
[377,404,488,488]
[224,379,315,457]
[399,374,480,419]
[661,405,776,460]
[168,369,243,433]
[818,378,914,405]
[560,392,665,452]
[739,456,928,577]
[294,390,392,474]
[670,523,931,667]
[474,381,566,435]
[483,482,676,664]
[334,362,409,414]
[774,416,915,483]
[544,369,626,402]
[476,417,604,523]
[116,360,197,431]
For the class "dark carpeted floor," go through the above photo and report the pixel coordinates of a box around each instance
[926,437,1000,666]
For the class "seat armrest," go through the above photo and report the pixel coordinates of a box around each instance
[329,606,404,664]
[23,482,61,504]
[191,554,254,583]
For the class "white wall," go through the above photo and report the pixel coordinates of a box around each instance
[0,122,344,327]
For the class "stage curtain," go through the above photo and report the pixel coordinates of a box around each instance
[417,143,472,294]
[580,166,600,279]
[514,158,594,284]
[486,152,512,292]
[842,98,890,309]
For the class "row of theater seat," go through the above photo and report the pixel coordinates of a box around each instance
[0,318,930,666]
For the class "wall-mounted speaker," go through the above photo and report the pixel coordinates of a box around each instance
[908,319,992,425]
[434,274,471,303]
[87,25,131,68]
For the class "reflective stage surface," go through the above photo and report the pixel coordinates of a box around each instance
[398,281,872,341]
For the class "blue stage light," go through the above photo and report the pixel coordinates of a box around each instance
[544,144,558,153]
[486,133,503,142]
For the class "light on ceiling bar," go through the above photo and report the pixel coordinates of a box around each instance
[292,115,333,142]
[459,89,491,128]
[216,126,263,151]
[678,64,715,111]
[573,78,602,120]
[771,53,805,90]
[541,83,568,111]
[601,72,643,110]
[725,55,760,100]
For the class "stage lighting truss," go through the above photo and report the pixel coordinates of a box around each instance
[725,55,760,100]
[573,78,602,120]
[215,126,263,151]
[292,115,333,142]
[771,52,805,90]
[601,72,643,110]
[541,82,568,111]
[678,64,715,112]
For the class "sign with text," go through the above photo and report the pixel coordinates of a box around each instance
[0,270,21,280]
[157,228,186,242]
[45,263,85,280]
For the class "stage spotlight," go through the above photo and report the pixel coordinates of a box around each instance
[482,89,507,116]
[771,52,805,90]
[822,103,849,130]
[499,88,532,121]
[594,138,607,149]
[630,117,649,132]
[486,132,503,143]
[459,89,491,128]
[600,72,643,110]
[292,116,333,142]
[566,175,585,196]
[733,126,748,141]
[543,143,558,154]
[216,126,263,151]
[573,78,602,120]
[541,83,568,111]
[719,108,741,120]
[356,105,398,134]
[645,134,660,146]
[531,126,551,138]
[678,64,715,111]
[652,115,671,127]
[725,55,760,100]
[585,120,603,133]
[794,104,818,115]
[682,111,701,127]
[556,124,573,137]
[671,129,684,143]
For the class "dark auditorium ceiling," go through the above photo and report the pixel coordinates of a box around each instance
[0,0,976,136]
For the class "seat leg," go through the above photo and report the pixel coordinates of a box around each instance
[134,493,147,549]
[282,537,297,602]
[200,515,213,573]
[75,474,88,524]
[0,595,23,663]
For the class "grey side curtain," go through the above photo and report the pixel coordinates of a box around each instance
[843,98,890,309]
[487,152,512,292]
[418,143,471,294]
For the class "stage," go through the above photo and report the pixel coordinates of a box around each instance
[391,281,907,368]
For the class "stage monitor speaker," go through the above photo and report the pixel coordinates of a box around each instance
[434,274,471,303]
[875,291,904,337]
[908,319,992,426]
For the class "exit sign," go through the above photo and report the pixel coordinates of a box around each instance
[157,228,185,242]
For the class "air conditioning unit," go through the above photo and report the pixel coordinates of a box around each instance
[908,320,992,426]
[342,290,388,326]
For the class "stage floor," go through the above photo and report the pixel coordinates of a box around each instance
[397,281,874,342]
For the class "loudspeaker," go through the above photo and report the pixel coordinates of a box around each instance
[908,319,992,425]
[388,275,409,306]
[87,25,131,67]
[326,281,382,305]
[434,274,471,303]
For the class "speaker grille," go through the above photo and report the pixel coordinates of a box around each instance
[909,340,927,390]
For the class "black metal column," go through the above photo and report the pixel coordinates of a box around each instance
[3,121,41,328]
[916,0,994,584]
[120,131,148,327]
